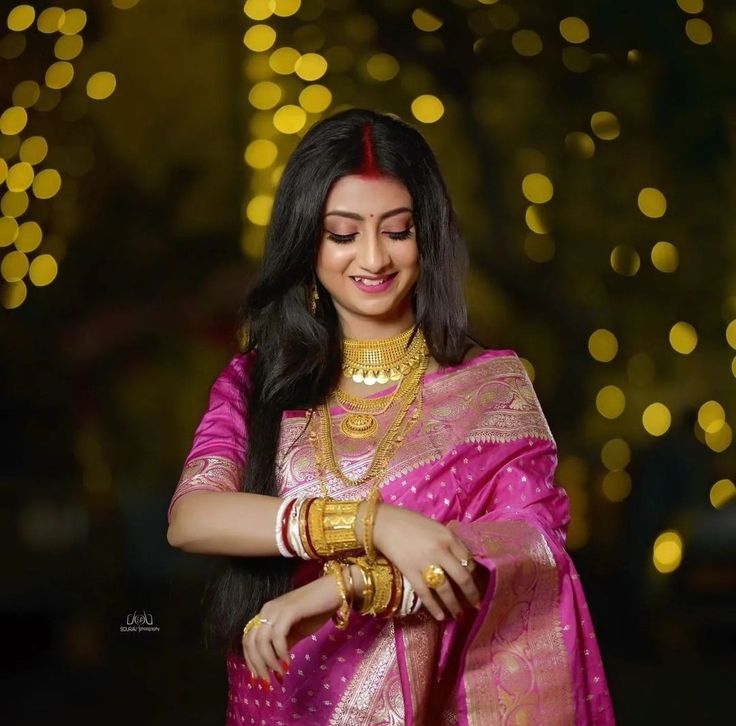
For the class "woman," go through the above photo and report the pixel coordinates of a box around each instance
[166,108,616,725]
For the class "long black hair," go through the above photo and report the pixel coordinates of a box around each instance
[201,107,473,655]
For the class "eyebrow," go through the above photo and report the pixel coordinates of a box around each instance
[324,206,413,221]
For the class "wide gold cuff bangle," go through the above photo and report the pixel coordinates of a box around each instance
[321,499,363,556]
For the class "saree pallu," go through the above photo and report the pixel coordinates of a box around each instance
[168,348,616,725]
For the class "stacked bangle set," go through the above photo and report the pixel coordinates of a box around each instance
[274,493,421,627]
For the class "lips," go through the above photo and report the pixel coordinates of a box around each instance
[350,273,398,286]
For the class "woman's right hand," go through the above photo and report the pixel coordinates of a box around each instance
[368,502,482,621]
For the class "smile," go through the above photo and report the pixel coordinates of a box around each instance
[350,273,398,293]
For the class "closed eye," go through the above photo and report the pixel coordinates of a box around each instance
[326,227,414,244]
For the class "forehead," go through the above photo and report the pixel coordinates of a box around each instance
[323,174,412,214]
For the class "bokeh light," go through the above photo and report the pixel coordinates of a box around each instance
[642,402,672,436]
[653,530,683,574]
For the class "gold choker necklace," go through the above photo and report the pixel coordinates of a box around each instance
[342,326,428,386]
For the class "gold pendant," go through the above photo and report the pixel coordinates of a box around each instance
[339,412,378,439]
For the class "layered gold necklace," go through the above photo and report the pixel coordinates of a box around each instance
[306,325,430,493]
[337,326,429,439]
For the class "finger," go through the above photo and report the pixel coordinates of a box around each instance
[241,638,256,683]
[442,553,481,608]
[431,574,464,618]
[247,630,270,687]
[272,625,291,676]
[449,538,477,574]
[409,574,446,620]
[256,623,281,685]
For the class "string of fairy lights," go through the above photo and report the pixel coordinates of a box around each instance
[0,2,126,310]
[2,1,733,571]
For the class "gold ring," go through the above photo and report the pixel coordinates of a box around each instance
[242,615,271,639]
[422,564,446,589]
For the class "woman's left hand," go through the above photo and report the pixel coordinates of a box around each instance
[242,573,342,688]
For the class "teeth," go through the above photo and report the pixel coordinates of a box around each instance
[355,276,390,285]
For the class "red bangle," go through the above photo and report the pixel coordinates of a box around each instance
[281,498,297,557]
[303,498,318,559]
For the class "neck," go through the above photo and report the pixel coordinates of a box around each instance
[337,302,417,341]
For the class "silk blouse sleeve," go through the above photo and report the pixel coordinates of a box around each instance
[166,349,257,524]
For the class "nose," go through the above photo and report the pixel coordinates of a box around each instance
[355,229,391,272]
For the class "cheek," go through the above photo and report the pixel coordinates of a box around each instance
[316,241,351,273]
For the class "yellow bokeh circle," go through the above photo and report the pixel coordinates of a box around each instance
[15,221,43,253]
[588,328,618,362]
[32,168,62,199]
[273,104,306,134]
[249,81,282,110]
[651,241,678,272]
[642,402,672,436]
[243,24,277,53]
[1,280,27,309]
[45,61,75,90]
[1,249,29,282]
[244,139,278,169]
[299,84,332,113]
[8,5,36,32]
[0,106,29,135]
[590,111,620,140]
[669,321,697,354]
[246,194,273,225]
[653,530,682,574]
[87,72,117,100]
[709,479,735,509]
[595,385,625,419]
[559,17,590,44]
[638,187,667,218]
[411,95,444,124]
[28,253,58,286]
[521,173,553,204]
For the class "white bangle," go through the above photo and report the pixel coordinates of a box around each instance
[288,498,310,560]
[274,496,295,558]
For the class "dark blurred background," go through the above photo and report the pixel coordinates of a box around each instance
[1,1,734,724]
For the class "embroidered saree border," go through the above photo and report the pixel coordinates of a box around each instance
[456,519,574,725]
[328,619,405,725]
[276,354,554,498]
[167,455,241,521]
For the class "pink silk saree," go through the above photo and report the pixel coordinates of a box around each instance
[167,348,616,725]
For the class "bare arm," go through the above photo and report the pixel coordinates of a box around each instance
[166,491,283,557]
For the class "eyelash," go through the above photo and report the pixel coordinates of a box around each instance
[326,227,414,244]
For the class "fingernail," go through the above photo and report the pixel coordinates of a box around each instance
[275,671,283,684]
[281,659,290,673]
[437,612,445,621]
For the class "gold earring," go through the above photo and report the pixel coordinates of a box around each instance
[309,282,319,316]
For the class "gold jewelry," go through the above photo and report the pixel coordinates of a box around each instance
[308,351,428,491]
[319,499,363,556]
[342,326,427,385]
[422,564,446,589]
[323,560,351,630]
[309,281,319,316]
[242,614,270,639]
[362,488,381,564]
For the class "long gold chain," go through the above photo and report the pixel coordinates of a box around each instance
[308,351,428,493]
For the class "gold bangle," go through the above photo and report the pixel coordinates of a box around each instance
[362,488,381,564]
[384,560,403,619]
[323,560,351,630]
[356,556,393,616]
[322,499,363,555]
[307,497,328,556]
